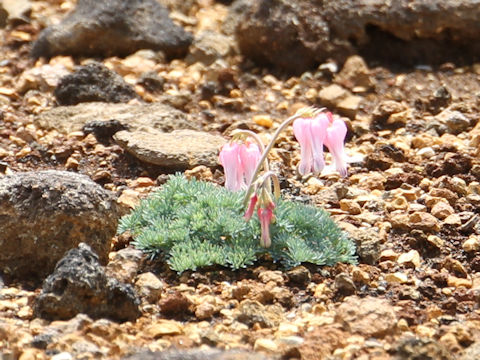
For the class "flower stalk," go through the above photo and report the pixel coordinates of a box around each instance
[219,106,349,248]
[242,106,323,207]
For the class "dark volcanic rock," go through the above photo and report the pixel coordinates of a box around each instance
[234,0,480,73]
[0,170,117,281]
[235,0,333,74]
[54,62,138,105]
[34,243,141,322]
[31,0,192,59]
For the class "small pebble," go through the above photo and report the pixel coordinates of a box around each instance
[463,236,480,252]
[253,114,274,128]
[398,250,421,268]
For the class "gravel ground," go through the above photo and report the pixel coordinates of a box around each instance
[1,1,480,359]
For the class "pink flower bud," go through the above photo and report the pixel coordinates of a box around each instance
[244,194,258,221]
[257,202,275,248]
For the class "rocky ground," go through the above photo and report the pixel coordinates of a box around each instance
[1,0,480,359]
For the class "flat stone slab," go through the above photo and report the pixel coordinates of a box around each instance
[113,129,226,169]
[35,102,196,134]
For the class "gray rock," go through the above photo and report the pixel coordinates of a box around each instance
[113,129,226,169]
[106,247,144,283]
[0,170,117,280]
[135,272,164,303]
[31,0,192,59]
[34,243,141,322]
[434,108,471,135]
[393,337,453,360]
[335,273,356,295]
[122,349,272,360]
[186,31,234,65]
[235,0,331,73]
[0,0,31,27]
[54,62,138,105]
[234,0,480,73]
[235,300,284,328]
[35,102,197,135]
[31,314,92,350]
[348,227,381,265]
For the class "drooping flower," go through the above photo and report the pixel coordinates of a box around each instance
[244,193,258,221]
[324,114,348,177]
[240,142,262,186]
[293,112,329,175]
[219,141,261,191]
[219,142,244,191]
[257,201,275,248]
[243,172,280,248]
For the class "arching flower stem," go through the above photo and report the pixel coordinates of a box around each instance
[243,107,324,207]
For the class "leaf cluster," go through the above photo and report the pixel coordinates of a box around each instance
[118,175,356,273]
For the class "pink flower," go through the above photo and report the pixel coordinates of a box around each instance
[219,142,244,191]
[324,115,348,177]
[257,202,275,248]
[293,112,329,175]
[219,141,261,191]
[244,193,258,220]
[240,142,262,186]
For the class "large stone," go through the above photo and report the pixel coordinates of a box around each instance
[336,296,397,337]
[122,349,273,360]
[35,102,196,135]
[113,129,226,169]
[0,0,31,28]
[54,62,138,105]
[0,171,117,280]
[234,0,480,73]
[393,337,454,360]
[186,31,234,66]
[34,243,140,322]
[31,0,192,59]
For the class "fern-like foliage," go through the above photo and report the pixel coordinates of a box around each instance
[118,175,356,273]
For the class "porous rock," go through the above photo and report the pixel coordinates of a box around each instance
[36,102,196,135]
[336,295,397,337]
[392,337,454,360]
[34,243,141,322]
[186,31,234,65]
[113,129,226,169]
[235,299,284,328]
[54,62,138,105]
[348,227,381,265]
[234,0,480,73]
[0,170,117,280]
[121,349,273,360]
[31,0,192,59]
